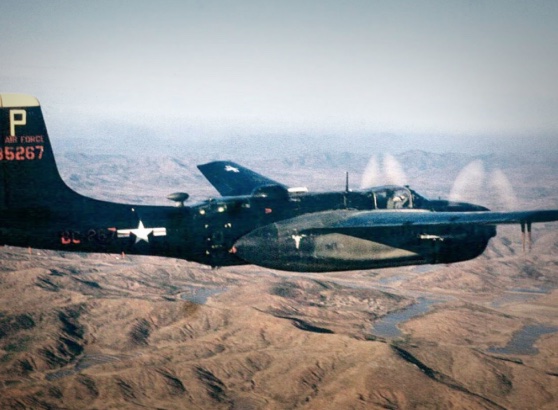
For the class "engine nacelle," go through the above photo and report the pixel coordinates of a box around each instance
[233,211,427,272]
[233,211,495,272]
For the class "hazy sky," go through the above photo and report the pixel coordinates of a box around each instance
[1,0,557,154]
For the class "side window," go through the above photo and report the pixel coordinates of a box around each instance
[375,191,389,209]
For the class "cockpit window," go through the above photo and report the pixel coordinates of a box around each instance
[388,188,410,208]
[370,186,413,209]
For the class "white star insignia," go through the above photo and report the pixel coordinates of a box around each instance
[225,165,240,173]
[117,220,166,244]
[130,220,152,243]
[291,234,307,250]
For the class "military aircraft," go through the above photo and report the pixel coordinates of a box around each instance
[1,94,557,272]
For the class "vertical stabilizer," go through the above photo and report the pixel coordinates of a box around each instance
[0,94,73,209]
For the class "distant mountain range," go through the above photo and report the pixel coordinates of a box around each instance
[56,149,558,211]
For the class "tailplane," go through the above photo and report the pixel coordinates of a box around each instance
[0,94,74,209]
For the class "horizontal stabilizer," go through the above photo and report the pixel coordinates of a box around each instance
[197,161,287,197]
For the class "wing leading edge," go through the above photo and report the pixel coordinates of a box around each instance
[330,209,558,229]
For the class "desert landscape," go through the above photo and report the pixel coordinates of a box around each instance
[1,149,557,409]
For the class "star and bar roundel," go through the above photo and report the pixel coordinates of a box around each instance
[117,220,167,244]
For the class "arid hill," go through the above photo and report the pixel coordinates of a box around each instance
[1,150,557,409]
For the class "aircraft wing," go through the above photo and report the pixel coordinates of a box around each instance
[330,209,558,229]
[197,161,287,196]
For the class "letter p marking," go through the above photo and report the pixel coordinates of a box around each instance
[9,109,26,136]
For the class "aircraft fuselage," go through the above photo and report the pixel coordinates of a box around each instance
[1,187,495,272]
[2,94,554,273]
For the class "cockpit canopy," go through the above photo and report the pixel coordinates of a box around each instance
[362,185,424,210]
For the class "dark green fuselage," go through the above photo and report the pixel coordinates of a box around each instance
[0,99,498,272]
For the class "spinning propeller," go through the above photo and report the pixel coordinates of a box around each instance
[449,159,518,211]
[360,154,530,251]
[360,154,408,188]
[360,155,518,211]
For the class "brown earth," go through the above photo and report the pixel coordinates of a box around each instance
[0,151,557,409]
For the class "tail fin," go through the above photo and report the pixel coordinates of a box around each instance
[0,94,74,209]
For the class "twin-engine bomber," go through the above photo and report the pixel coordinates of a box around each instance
[1,94,557,272]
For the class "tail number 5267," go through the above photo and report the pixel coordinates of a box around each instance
[0,145,44,161]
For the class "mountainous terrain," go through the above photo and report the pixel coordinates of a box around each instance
[1,149,557,409]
